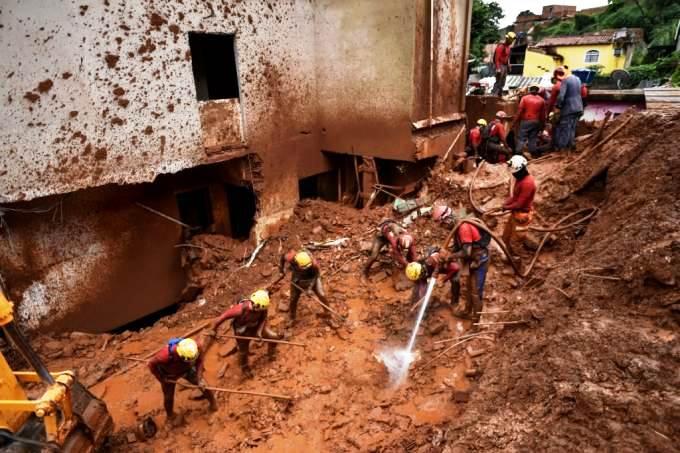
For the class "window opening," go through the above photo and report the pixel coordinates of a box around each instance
[224,184,256,239]
[585,50,600,63]
[188,32,240,101]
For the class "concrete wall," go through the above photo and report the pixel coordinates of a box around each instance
[0,0,320,217]
[315,0,470,161]
[0,0,473,332]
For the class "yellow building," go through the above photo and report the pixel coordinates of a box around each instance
[523,28,644,77]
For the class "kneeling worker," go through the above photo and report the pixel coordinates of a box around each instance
[148,337,217,424]
[204,289,279,379]
[405,247,461,309]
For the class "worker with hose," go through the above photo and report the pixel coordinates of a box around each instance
[405,248,461,309]
[446,212,491,320]
[279,249,335,327]
[148,337,217,426]
[203,289,280,379]
[502,156,536,261]
[363,219,417,276]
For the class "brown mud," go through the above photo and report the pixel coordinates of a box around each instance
[30,111,679,452]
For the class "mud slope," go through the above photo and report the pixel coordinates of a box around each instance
[447,111,680,452]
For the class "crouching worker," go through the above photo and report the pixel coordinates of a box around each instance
[405,247,461,309]
[148,337,217,425]
[364,219,417,276]
[280,250,331,324]
[204,289,279,379]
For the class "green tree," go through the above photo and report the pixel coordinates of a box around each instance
[470,0,504,63]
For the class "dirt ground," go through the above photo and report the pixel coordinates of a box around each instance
[31,111,679,452]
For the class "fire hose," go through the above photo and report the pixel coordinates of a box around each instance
[469,160,599,232]
[445,210,599,278]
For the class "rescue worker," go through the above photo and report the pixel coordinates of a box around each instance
[512,84,546,157]
[442,212,492,320]
[363,220,417,276]
[148,337,217,424]
[466,119,487,160]
[405,248,460,308]
[484,111,511,164]
[554,69,583,151]
[546,67,565,122]
[279,250,331,324]
[204,289,279,379]
[502,155,537,258]
[491,32,516,97]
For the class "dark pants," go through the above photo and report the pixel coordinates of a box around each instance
[456,251,489,320]
[553,112,580,149]
[485,141,509,164]
[290,277,329,320]
[363,235,389,276]
[492,66,508,97]
[516,120,542,155]
[235,325,279,373]
[159,366,216,418]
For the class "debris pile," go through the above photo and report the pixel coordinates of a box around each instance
[25,111,678,452]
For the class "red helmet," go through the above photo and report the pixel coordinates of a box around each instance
[495,110,507,119]
[432,205,452,222]
[399,234,413,250]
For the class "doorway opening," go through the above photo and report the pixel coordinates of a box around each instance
[225,184,257,239]
[299,171,340,201]
[175,187,214,232]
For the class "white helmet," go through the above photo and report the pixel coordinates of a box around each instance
[508,155,528,174]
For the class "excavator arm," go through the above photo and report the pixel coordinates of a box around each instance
[0,290,113,452]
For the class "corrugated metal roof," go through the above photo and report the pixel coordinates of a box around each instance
[644,87,680,110]
[475,74,553,93]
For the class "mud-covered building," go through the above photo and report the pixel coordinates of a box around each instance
[0,0,472,332]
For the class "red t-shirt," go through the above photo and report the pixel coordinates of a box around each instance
[518,94,546,121]
[547,81,562,117]
[493,43,510,70]
[148,342,203,380]
[469,127,482,147]
[504,175,537,212]
[490,121,506,142]
[457,223,482,244]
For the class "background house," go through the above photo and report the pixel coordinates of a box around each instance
[523,28,644,76]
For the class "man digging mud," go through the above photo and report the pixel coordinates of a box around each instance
[363,219,417,277]
[279,249,335,327]
[203,289,280,379]
[148,337,217,426]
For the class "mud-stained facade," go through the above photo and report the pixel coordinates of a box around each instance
[0,0,472,332]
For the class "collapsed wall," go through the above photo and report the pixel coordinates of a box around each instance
[446,111,680,451]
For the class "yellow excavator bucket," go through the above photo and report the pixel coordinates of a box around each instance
[0,352,30,434]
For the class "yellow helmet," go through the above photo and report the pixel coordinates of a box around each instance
[251,289,270,310]
[294,251,312,269]
[405,262,423,281]
[506,31,516,40]
[476,118,487,127]
[176,338,199,362]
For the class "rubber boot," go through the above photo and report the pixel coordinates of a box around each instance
[238,350,253,380]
